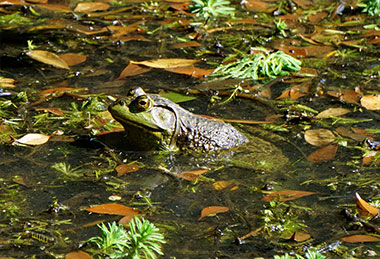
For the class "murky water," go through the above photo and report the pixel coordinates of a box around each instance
[1,0,380,258]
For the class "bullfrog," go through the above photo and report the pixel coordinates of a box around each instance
[108,87,288,171]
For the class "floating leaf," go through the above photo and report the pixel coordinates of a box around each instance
[307,145,338,163]
[361,95,380,110]
[316,107,351,119]
[327,89,360,104]
[178,169,209,181]
[15,133,50,146]
[212,180,235,191]
[199,206,229,220]
[131,58,199,69]
[115,163,140,177]
[59,53,87,66]
[74,2,109,13]
[117,63,151,79]
[342,235,380,243]
[304,129,335,146]
[262,190,315,202]
[26,50,70,70]
[35,4,71,12]
[165,65,214,78]
[170,41,201,49]
[355,193,379,218]
[65,250,93,259]
[85,203,141,216]
[285,231,312,242]
[244,0,273,12]
[0,77,16,88]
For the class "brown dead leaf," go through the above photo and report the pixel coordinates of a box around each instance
[15,133,50,146]
[292,67,318,77]
[335,127,368,142]
[262,190,315,202]
[27,50,70,70]
[0,77,16,88]
[131,58,199,69]
[170,41,201,49]
[178,169,209,181]
[285,231,312,242]
[316,107,351,119]
[119,215,138,225]
[85,203,141,216]
[0,124,15,143]
[35,107,64,116]
[199,206,229,220]
[115,164,140,177]
[59,53,87,66]
[342,234,380,243]
[74,2,109,13]
[327,89,361,104]
[355,193,379,218]
[361,95,380,110]
[117,64,151,79]
[35,4,71,12]
[304,129,335,146]
[212,181,235,191]
[65,250,93,259]
[0,0,26,5]
[165,65,214,79]
[245,0,274,12]
[307,145,338,163]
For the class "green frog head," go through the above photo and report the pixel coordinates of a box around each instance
[108,87,248,151]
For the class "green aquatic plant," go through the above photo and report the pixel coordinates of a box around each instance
[89,218,165,259]
[360,0,380,16]
[274,249,326,259]
[212,47,301,81]
[189,0,235,19]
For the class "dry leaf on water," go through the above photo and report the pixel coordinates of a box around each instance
[355,192,379,218]
[199,206,229,220]
[304,129,335,146]
[115,164,140,177]
[165,65,214,79]
[316,107,351,119]
[74,2,109,13]
[85,203,141,216]
[178,169,209,181]
[212,181,236,191]
[131,58,199,69]
[65,250,93,259]
[361,95,380,110]
[26,50,70,70]
[307,144,338,163]
[342,234,380,243]
[117,63,151,79]
[285,231,311,242]
[15,133,50,146]
[35,107,64,116]
[262,190,315,202]
[0,77,16,88]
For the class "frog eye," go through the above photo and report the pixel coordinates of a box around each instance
[135,95,152,111]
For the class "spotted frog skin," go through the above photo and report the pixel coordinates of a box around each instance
[108,87,288,170]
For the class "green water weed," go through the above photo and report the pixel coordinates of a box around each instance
[189,0,235,19]
[212,47,301,81]
[359,0,380,16]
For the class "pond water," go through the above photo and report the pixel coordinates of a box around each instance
[1,0,380,258]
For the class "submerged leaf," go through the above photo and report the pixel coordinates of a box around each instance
[316,107,351,119]
[307,145,338,163]
[361,95,380,110]
[304,129,335,146]
[65,250,93,259]
[178,169,209,181]
[115,164,140,177]
[199,206,229,220]
[262,190,315,202]
[117,63,151,79]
